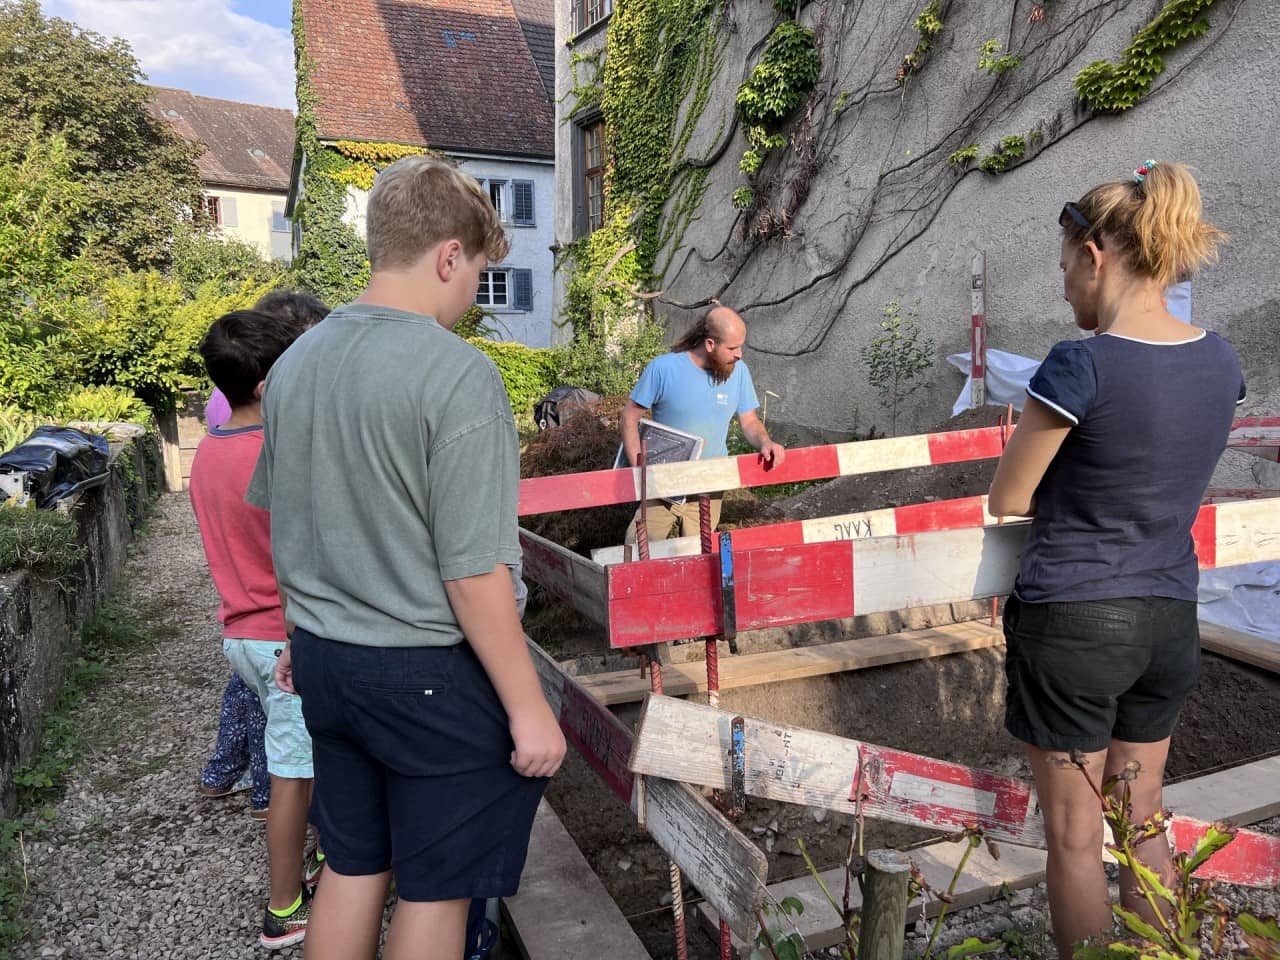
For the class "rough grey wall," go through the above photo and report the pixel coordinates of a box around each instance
[640,0,1278,444]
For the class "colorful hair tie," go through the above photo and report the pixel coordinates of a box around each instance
[1133,159,1158,184]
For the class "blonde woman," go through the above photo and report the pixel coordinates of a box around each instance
[988,162,1243,956]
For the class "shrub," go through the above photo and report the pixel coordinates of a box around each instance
[0,508,85,576]
[467,338,561,424]
[52,385,151,426]
[735,22,821,128]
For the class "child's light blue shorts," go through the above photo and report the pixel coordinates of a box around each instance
[222,638,314,779]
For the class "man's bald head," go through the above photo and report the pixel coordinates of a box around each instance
[671,305,747,384]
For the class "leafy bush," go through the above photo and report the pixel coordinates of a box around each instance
[467,338,561,424]
[555,319,666,399]
[52,385,151,425]
[0,404,48,454]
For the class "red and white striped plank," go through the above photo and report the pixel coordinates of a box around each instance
[1204,488,1280,503]
[591,495,999,565]
[526,638,767,939]
[1227,416,1280,462]
[518,427,1008,516]
[630,695,1280,888]
[606,498,1280,648]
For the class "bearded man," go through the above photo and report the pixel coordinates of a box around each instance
[621,305,785,543]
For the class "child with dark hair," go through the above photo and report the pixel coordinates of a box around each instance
[191,301,328,949]
[198,292,331,821]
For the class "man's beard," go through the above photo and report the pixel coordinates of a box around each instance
[708,356,736,384]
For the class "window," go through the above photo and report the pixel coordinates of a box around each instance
[487,179,506,221]
[476,270,509,308]
[476,269,534,311]
[583,122,605,233]
[572,0,613,34]
[204,195,221,225]
[204,194,237,228]
[512,180,535,227]
[271,201,289,234]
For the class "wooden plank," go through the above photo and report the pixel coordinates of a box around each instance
[526,637,767,940]
[1227,417,1280,462]
[699,836,1048,956]
[518,429,1006,517]
[1198,620,1280,674]
[574,621,1006,706]
[700,755,1280,955]
[630,695,1280,885]
[503,800,651,960]
[519,529,609,626]
[606,499,1280,649]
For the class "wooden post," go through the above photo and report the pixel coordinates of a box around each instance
[859,849,911,960]
[157,407,183,493]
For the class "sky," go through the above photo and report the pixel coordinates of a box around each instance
[40,0,296,111]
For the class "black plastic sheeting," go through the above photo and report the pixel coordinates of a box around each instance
[534,385,601,430]
[0,426,110,509]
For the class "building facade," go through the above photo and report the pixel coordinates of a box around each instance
[149,87,295,262]
[291,0,557,347]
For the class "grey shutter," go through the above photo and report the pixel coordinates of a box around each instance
[513,180,535,226]
[512,269,534,311]
[221,196,239,227]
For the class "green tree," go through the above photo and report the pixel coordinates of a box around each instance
[168,221,285,299]
[862,298,936,435]
[0,0,203,269]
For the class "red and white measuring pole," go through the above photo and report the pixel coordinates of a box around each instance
[970,251,987,409]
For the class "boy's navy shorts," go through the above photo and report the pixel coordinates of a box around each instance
[291,627,547,902]
[1002,594,1200,753]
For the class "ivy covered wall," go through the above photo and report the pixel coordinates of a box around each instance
[554,0,1278,461]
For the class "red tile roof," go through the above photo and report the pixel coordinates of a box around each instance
[148,87,295,192]
[299,0,553,159]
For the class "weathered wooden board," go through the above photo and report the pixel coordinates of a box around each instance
[1198,620,1280,674]
[605,499,1280,648]
[631,695,1280,886]
[526,638,767,939]
[519,529,609,626]
[574,621,1005,706]
[504,800,651,960]
[1227,416,1280,463]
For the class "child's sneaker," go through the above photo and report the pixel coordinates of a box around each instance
[260,889,310,950]
[302,847,325,891]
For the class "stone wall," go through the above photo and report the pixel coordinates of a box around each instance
[0,429,161,815]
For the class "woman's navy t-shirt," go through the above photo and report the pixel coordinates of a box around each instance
[1015,331,1245,604]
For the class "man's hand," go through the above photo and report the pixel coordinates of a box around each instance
[759,440,786,468]
[509,702,567,778]
[274,638,295,694]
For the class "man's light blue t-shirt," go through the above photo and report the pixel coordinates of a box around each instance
[630,352,759,459]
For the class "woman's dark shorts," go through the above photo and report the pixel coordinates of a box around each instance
[1002,594,1200,753]
[291,628,547,902]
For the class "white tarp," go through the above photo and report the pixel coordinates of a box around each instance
[1197,561,1280,641]
[947,348,1040,415]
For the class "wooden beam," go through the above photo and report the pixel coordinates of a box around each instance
[574,621,1005,706]
[526,638,767,940]
[699,755,1280,955]
[503,800,651,960]
[1227,416,1280,462]
[519,529,609,626]
[605,498,1280,648]
[630,695,1280,886]
[1199,620,1280,674]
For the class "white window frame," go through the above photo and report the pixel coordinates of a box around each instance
[572,0,613,34]
[476,269,510,308]
[475,178,511,224]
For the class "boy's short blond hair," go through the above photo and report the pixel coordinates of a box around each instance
[366,156,510,270]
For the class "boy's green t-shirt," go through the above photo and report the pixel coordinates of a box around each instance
[246,303,522,648]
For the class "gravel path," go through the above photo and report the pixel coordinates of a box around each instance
[13,492,1279,959]
[16,493,302,959]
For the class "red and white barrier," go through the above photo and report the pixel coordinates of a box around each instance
[605,498,1280,648]
[631,696,1280,888]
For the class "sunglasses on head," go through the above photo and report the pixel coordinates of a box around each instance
[1059,202,1091,231]
[1059,202,1103,247]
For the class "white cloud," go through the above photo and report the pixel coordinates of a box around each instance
[40,0,295,110]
